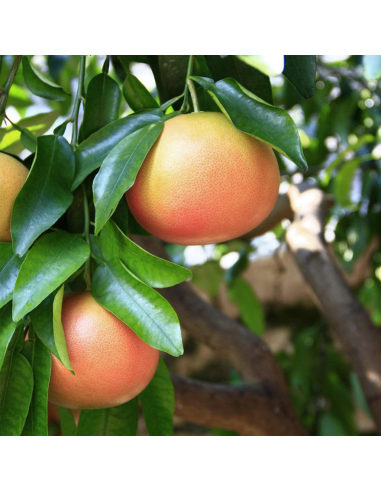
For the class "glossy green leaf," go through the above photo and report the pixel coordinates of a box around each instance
[13,231,90,321]
[0,350,33,435]
[160,94,184,112]
[22,56,70,101]
[30,291,59,359]
[92,259,183,356]
[93,120,164,234]
[0,304,18,371]
[58,407,77,436]
[73,111,162,190]
[0,110,60,154]
[53,285,73,373]
[0,243,25,309]
[76,399,139,436]
[228,277,265,336]
[20,128,37,152]
[363,55,381,80]
[283,56,316,99]
[100,221,191,288]
[21,339,51,436]
[191,76,307,171]
[205,55,273,104]
[139,357,175,436]
[123,73,159,112]
[11,135,75,256]
[9,324,25,353]
[82,73,122,140]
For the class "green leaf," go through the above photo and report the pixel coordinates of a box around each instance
[0,304,18,371]
[92,259,183,356]
[363,55,381,80]
[139,357,175,436]
[123,73,159,112]
[20,129,37,152]
[22,56,70,101]
[160,94,185,112]
[191,261,223,299]
[236,55,284,76]
[0,243,25,309]
[21,339,51,436]
[283,56,316,99]
[0,110,60,154]
[318,413,347,436]
[12,231,90,321]
[205,55,273,104]
[228,277,265,336]
[9,324,25,353]
[93,120,164,234]
[82,73,122,140]
[191,76,307,171]
[73,111,162,190]
[76,399,139,436]
[11,135,75,256]
[334,158,364,207]
[0,350,33,435]
[58,407,77,436]
[29,291,59,359]
[100,221,191,288]
[53,285,73,373]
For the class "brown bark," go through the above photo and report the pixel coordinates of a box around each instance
[172,376,307,436]
[135,236,306,436]
[285,184,381,433]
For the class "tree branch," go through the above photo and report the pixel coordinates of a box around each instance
[285,183,381,434]
[135,236,306,435]
[172,375,306,436]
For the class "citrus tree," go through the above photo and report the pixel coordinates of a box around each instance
[0,55,380,436]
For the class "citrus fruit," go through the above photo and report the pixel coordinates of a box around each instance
[0,152,28,242]
[48,291,159,409]
[126,112,280,245]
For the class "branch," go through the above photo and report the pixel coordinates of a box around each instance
[285,183,381,434]
[134,236,306,435]
[0,55,22,118]
[172,376,306,436]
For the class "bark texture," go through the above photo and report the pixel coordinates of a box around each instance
[286,184,381,433]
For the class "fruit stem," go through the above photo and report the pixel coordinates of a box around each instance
[186,77,200,113]
[71,55,86,147]
[180,55,195,113]
[0,55,22,118]
[82,182,92,290]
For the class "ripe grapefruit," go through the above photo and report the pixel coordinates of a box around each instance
[126,112,280,245]
[48,291,159,409]
[0,152,28,242]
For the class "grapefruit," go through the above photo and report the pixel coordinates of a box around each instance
[48,291,159,409]
[0,152,28,242]
[126,112,280,245]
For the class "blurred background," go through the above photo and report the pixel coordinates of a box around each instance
[1,55,381,436]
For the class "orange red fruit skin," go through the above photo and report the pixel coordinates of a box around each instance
[48,291,159,410]
[126,112,280,245]
[0,152,28,242]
